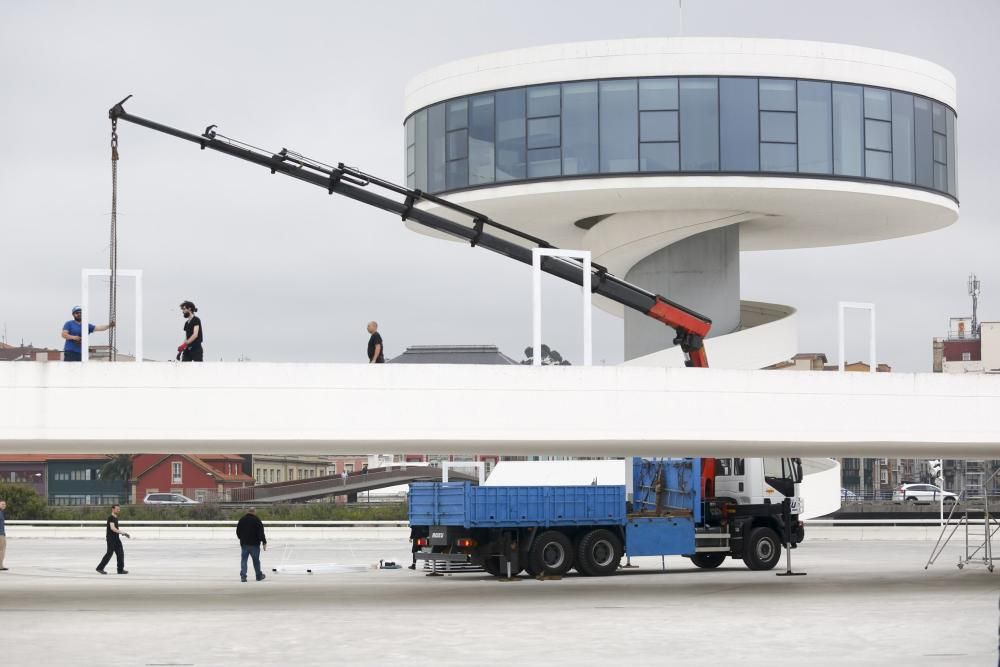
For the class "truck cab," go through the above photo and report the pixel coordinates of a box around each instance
[713,457,803,515]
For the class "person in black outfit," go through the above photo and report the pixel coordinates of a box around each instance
[408,525,428,570]
[96,504,130,574]
[236,507,267,582]
[366,321,384,363]
[178,300,204,362]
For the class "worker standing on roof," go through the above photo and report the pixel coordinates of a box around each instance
[177,301,204,362]
[62,306,115,362]
[366,321,384,363]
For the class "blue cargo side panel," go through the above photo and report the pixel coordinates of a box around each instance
[468,485,625,528]
[625,517,696,556]
[410,483,626,529]
[408,482,469,527]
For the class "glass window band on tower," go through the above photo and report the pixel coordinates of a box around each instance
[406,76,956,201]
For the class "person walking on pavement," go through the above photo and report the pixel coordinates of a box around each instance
[62,306,115,362]
[96,504,130,574]
[236,507,267,582]
[0,499,8,571]
[366,321,384,363]
[177,300,204,362]
[408,524,428,570]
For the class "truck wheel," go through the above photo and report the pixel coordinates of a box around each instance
[743,527,781,571]
[689,552,726,569]
[529,531,574,576]
[576,529,622,577]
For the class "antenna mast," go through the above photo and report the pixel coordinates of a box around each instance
[969,273,981,337]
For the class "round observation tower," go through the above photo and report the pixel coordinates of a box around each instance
[402,38,958,367]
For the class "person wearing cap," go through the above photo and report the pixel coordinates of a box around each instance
[61,306,115,362]
[236,507,267,582]
[177,300,204,362]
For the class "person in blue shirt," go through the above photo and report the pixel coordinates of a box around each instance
[62,306,115,362]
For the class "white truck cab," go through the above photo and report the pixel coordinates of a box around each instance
[713,457,804,515]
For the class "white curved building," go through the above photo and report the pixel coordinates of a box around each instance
[403,38,958,366]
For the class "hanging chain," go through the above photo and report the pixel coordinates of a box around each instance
[109,118,119,362]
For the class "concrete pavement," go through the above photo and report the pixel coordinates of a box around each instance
[0,534,996,666]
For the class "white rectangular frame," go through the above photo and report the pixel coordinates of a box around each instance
[837,301,875,373]
[81,269,143,363]
[531,248,592,367]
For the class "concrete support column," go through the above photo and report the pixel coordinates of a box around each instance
[624,224,740,361]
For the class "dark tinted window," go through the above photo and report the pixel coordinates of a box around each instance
[599,79,638,173]
[759,79,796,111]
[866,149,891,180]
[495,89,526,182]
[639,142,679,172]
[527,116,560,149]
[562,81,598,175]
[527,85,560,118]
[761,143,796,172]
[720,77,759,171]
[640,111,678,142]
[832,84,863,177]
[891,92,914,184]
[639,78,678,111]
[679,78,719,171]
[913,97,933,188]
[798,81,832,174]
[447,129,468,160]
[469,94,495,185]
[946,109,957,197]
[761,112,796,143]
[414,109,427,190]
[446,99,467,131]
[427,103,446,192]
[528,147,561,178]
[865,119,891,151]
[864,88,891,121]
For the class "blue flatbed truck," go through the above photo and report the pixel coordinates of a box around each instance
[409,457,804,577]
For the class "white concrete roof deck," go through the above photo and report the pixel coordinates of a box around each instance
[2,363,998,457]
[405,37,957,116]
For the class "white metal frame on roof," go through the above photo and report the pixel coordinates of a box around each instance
[532,248,592,367]
[838,301,876,373]
[80,269,143,363]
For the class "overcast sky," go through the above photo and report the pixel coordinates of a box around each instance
[1,0,997,370]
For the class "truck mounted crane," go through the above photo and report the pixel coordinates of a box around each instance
[108,96,712,368]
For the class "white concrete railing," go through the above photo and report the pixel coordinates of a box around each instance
[3,361,1000,457]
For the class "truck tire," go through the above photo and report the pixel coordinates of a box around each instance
[689,552,726,569]
[743,526,781,571]
[529,531,574,576]
[576,529,622,577]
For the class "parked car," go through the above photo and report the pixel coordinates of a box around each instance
[143,492,200,505]
[892,484,958,505]
[841,488,858,502]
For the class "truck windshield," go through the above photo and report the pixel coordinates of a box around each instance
[763,458,802,482]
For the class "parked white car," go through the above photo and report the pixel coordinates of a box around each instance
[892,484,958,505]
[143,492,200,505]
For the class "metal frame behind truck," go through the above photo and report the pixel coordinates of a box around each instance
[409,458,804,577]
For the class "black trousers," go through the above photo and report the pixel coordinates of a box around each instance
[181,345,204,362]
[98,539,125,572]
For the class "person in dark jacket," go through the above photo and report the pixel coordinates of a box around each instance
[236,507,267,582]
